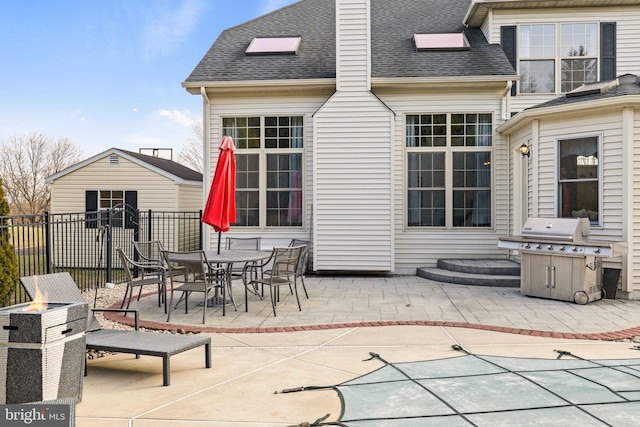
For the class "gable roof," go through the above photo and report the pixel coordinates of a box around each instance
[46,148,203,184]
[183,0,515,90]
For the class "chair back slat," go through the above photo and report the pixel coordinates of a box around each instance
[226,237,261,250]
[133,240,165,264]
[272,246,304,276]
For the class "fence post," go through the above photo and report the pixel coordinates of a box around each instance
[44,212,51,274]
[147,209,153,242]
[198,210,203,250]
[106,210,113,283]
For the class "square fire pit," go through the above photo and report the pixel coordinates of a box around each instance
[0,301,87,404]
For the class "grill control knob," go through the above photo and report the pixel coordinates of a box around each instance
[559,246,566,251]
[572,247,578,252]
[547,245,553,250]
[536,244,542,249]
[594,248,601,254]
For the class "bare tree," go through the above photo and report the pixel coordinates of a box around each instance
[0,132,83,216]
[177,121,204,173]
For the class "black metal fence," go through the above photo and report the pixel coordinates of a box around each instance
[1,208,202,307]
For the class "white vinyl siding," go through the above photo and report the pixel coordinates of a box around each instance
[50,155,182,212]
[487,6,640,112]
[336,0,370,92]
[206,92,330,250]
[630,109,640,297]
[377,88,509,273]
[313,91,394,271]
[504,109,632,295]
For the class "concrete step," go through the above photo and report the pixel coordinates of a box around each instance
[417,259,521,288]
[437,259,521,276]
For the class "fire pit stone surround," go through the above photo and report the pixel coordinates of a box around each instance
[0,301,87,404]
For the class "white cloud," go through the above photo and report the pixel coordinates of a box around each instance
[158,109,198,127]
[70,110,89,123]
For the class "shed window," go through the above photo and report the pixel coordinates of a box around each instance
[85,190,137,229]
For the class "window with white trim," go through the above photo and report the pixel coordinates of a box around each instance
[406,113,492,228]
[85,190,137,229]
[222,116,303,227]
[558,136,600,224]
[518,23,599,94]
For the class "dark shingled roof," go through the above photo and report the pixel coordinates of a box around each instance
[525,74,640,111]
[120,149,203,182]
[184,0,515,84]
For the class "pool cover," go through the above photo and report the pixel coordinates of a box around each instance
[283,346,640,426]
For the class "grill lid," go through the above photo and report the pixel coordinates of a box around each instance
[520,217,590,242]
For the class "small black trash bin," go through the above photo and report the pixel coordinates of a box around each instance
[602,268,621,299]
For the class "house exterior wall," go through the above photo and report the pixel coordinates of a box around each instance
[205,91,331,250]
[314,91,394,271]
[484,6,640,112]
[336,0,370,92]
[376,86,511,273]
[502,107,636,298]
[629,107,640,299]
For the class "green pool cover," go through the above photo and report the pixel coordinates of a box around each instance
[285,347,640,426]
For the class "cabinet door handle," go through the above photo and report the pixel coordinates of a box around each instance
[550,265,556,288]
[545,266,551,288]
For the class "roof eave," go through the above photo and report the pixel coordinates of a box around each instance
[182,78,337,94]
[45,148,200,185]
[497,94,640,134]
[464,0,640,27]
[372,75,519,90]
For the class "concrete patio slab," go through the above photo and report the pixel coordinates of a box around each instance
[73,275,640,426]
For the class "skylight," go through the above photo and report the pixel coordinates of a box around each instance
[414,33,469,51]
[245,37,301,55]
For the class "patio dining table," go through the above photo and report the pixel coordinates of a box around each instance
[202,249,271,315]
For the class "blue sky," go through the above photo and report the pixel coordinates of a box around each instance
[0,0,297,159]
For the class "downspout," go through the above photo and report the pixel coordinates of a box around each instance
[201,87,211,247]
[501,81,512,121]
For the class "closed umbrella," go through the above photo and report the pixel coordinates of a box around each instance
[202,136,236,253]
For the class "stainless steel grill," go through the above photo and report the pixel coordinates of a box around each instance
[498,218,627,304]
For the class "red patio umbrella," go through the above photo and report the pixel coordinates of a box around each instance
[202,136,236,253]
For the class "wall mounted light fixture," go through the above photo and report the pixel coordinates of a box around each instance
[519,143,531,158]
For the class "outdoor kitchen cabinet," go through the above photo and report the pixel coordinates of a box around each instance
[520,253,600,303]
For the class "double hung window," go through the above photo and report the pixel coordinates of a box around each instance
[222,116,303,227]
[558,136,600,224]
[85,190,137,229]
[406,113,492,228]
[518,23,599,94]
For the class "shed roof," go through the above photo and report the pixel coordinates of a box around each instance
[527,74,640,110]
[498,74,640,134]
[184,0,515,86]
